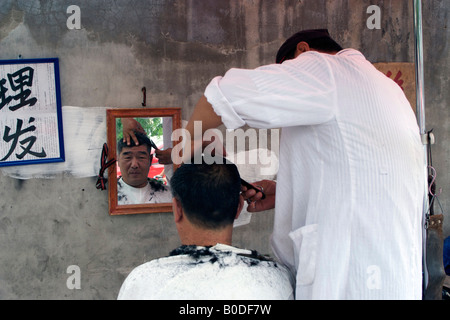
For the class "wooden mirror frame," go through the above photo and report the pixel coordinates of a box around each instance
[106,107,181,215]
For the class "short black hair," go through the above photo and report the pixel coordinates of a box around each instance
[276,29,343,63]
[170,160,242,230]
[117,132,153,155]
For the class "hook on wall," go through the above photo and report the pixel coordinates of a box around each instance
[141,87,147,107]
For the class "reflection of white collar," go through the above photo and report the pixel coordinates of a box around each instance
[117,177,172,205]
[118,177,152,204]
[119,177,148,190]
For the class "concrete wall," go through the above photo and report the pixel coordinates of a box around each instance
[0,0,448,299]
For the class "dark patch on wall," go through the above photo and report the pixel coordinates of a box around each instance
[14,178,25,191]
[0,3,24,42]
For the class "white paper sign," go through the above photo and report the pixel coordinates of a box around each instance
[0,58,64,167]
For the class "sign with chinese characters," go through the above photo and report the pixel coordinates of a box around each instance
[0,58,65,167]
[373,62,417,113]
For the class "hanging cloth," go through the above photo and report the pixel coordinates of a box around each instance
[96,143,116,190]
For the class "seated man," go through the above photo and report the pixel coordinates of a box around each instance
[117,132,172,205]
[117,160,294,300]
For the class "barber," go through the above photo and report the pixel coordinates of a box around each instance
[182,29,425,300]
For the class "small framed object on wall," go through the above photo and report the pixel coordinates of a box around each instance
[0,58,65,167]
[106,107,182,215]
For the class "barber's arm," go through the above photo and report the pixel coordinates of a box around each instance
[185,95,223,141]
[156,95,224,164]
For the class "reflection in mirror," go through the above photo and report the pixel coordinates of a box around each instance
[106,108,181,215]
[116,117,173,205]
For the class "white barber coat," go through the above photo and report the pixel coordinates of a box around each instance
[117,244,294,300]
[204,49,425,299]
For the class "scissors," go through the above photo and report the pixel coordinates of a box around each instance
[149,139,159,151]
[240,178,266,200]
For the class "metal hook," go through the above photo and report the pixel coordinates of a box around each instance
[141,87,147,107]
[428,166,442,197]
[426,165,445,218]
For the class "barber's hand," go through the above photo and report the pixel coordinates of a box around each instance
[155,148,173,165]
[241,180,276,212]
[122,118,145,145]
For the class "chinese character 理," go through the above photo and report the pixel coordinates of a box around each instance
[0,66,38,112]
[0,78,13,110]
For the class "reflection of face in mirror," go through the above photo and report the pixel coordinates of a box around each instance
[119,142,152,188]
[116,122,172,205]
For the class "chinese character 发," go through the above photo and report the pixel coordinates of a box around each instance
[0,66,38,112]
[1,117,46,161]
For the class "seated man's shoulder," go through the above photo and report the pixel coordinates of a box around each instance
[148,178,170,192]
[119,245,294,300]
[212,244,295,299]
[173,244,294,298]
[117,254,195,300]
[232,248,293,280]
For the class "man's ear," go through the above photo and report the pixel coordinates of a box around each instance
[172,198,184,223]
[235,195,245,220]
[295,41,310,57]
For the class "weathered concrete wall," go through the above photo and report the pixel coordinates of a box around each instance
[0,0,448,299]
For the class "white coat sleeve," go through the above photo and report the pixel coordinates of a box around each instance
[204,52,337,130]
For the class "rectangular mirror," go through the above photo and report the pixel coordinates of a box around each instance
[106,107,181,215]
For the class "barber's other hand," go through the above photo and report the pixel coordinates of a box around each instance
[241,180,276,212]
[122,118,145,145]
[155,148,173,165]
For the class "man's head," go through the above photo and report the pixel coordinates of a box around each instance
[117,132,154,188]
[276,29,343,64]
[170,160,243,237]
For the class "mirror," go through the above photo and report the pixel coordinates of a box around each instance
[106,108,181,215]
